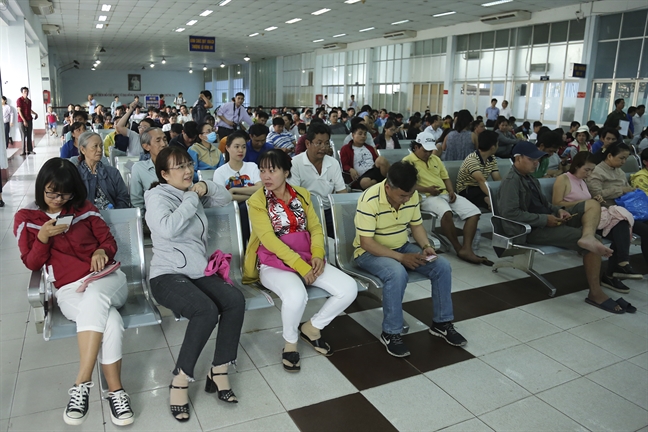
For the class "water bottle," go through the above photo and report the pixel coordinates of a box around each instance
[472,228,481,250]
[107,203,114,210]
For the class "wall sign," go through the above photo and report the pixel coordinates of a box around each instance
[145,95,159,108]
[570,63,587,78]
[540,76,550,81]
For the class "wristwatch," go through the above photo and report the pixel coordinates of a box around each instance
[422,243,432,249]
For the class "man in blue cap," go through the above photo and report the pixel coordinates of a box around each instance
[497,142,630,314]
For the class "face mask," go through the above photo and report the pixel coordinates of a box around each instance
[206,132,217,143]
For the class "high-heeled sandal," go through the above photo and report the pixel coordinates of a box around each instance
[169,384,190,422]
[205,369,238,403]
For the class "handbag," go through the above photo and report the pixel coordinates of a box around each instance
[615,189,648,221]
[257,231,312,273]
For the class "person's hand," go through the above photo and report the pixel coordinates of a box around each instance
[546,215,562,227]
[593,195,604,203]
[349,168,359,181]
[34,114,38,120]
[37,219,68,244]
[129,100,139,110]
[303,270,316,285]
[428,186,442,196]
[90,249,109,272]
[9,122,13,127]
[558,209,572,220]
[448,192,457,203]
[398,253,428,270]
[623,186,637,194]
[191,181,208,197]
[423,247,436,257]
[311,257,325,278]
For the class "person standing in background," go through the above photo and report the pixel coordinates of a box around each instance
[348,95,358,110]
[2,96,14,148]
[17,87,38,156]
[87,94,97,114]
[633,105,645,136]
[173,92,186,109]
[485,98,499,128]
[216,92,253,138]
[499,100,511,119]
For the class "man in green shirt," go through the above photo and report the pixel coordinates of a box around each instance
[531,131,563,179]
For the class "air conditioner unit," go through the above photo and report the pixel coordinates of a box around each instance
[30,0,54,15]
[42,24,60,35]
[464,51,481,60]
[322,43,347,50]
[529,63,549,73]
[383,30,417,40]
[480,10,531,25]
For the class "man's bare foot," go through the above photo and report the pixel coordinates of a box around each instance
[457,249,483,265]
[578,236,613,257]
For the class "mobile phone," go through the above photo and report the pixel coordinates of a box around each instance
[425,254,438,262]
[55,214,73,227]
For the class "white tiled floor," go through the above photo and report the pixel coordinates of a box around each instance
[0,135,647,431]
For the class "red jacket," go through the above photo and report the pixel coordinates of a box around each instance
[14,201,117,288]
[339,141,378,184]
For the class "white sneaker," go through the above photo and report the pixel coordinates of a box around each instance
[107,389,135,426]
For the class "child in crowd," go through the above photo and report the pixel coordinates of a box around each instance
[46,106,59,136]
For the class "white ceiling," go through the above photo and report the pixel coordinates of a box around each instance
[39,0,592,71]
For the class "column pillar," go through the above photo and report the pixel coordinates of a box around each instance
[0,19,31,140]
[443,36,456,115]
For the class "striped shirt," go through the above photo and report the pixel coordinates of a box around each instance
[455,151,499,193]
[353,180,422,258]
[267,131,295,154]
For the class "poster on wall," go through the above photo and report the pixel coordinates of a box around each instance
[128,74,141,91]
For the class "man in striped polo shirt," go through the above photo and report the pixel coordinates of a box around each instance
[354,162,467,358]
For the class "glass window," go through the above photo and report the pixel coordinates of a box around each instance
[598,14,621,40]
[441,37,447,53]
[518,26,532,46]
[621,10,647,38]
[469,33,481,51]
[482,31,495,49]
[533,24,550,45]
[395,43,402,59]
[495,30,509,48]
[550,21,569,43]
[641,39,648,77]
[424,39,433,55]
[387,44,394,59]
[594,41,618,79]
[457,34,468,52]
[433,38,442,54]
[617,39,642,78]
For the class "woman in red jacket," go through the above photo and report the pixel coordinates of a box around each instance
[13,158,134,427]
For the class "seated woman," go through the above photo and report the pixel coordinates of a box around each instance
[60,121,86,159]
[145,146,242,422]
[187,122,225,182]
[374,120,401,149]
[493,116,521,159]
[213,131,262,202]
[553,151,642,291]
[586,143,648,267]
[567,126,593,157]
[470,119,485,149]
[14,158,134,427]
[630,148,648,194]
[243,150,357,372]
[76,131,130,209]
[442,110,474,161]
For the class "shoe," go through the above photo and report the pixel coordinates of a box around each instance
[169,383,190,422]
[0,200,4,208]
[107,389,134,426]
[299,323,334,356]
[429,322,467,347]
[380,332,410,357]
[29,150,35,155]
[282,350,301,372]
[205,368,238,403]
[612,264,643,280]
[63,382,94,425]
[20,152,26,156]
[601,274,630,293]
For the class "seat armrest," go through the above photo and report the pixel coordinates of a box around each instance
[491,215,532,238]
[27,270,45,309]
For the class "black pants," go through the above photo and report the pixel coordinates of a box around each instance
[603,221,631,272]
[324,208,335,239]
[150,274,245,378]
[3,122,9,148]
[632,220,648,263]
[21,121,33,153]
[218,127,235,139]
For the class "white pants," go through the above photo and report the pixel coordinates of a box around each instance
[259,263,357,343]
[421,194,481,220]
[55,270,128,365]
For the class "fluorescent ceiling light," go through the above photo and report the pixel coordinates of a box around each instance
[265,26,278,31]
[186,20,197,26]
[248,32,259,37]
[311,8,331,15]
[175,27,185,32]
[95,60,101,64]
[218,0,232,6]
[344,0,362,3]
[286,18,302,24]
[203,65,207,70]
[150,63,154,68]
[313,39,324,42]
[433,11,456,17]
[91,67,96,70]
[98,15,107,21]
[189,69,193,73]
[199,9,213,16]
[101,4,111,11]
[391,19,410,25]
[333,33,346,38]
[95,24,104,28]
[481,0,513,5]
[359,27,374,32]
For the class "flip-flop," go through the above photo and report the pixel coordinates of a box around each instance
[585,297,625,314]
[478,256,494,267]
[615,298,637,314]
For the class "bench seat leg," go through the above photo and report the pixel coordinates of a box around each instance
[492,250,557,297]
[32,306,45,334]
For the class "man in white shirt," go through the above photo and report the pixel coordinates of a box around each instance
[634,105,645,135]
[2,96,15,147]
[500,100,512,119]
[87,94,97,114]
[424,115,443,141]
[348,95,358,110]
[176,105,192,124]
[116,100,157,157]
[288,122,346,237]
[110,96,120,114]
[131,105,147,123]
[173,92,186,109]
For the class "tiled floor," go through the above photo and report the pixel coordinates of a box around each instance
[1,135,647,431]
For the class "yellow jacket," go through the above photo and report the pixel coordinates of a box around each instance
[630,169,648,194]
[242,185,325,283]
[103,131,116,157]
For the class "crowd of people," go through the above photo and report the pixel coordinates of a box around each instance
[8,89,648,427]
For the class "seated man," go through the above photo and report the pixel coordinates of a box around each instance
[266,116,296,155]
[116,100,157,157]
[243,123,273,164]
[591,127,619,164]
[340,123,390,190]
[403,131,489,265]
[455,130,502,210]
[130,128,168,211]
[354,162,467,357]
[531,131,563,178]
[498,142,625,313]
[328,109,349,135]
[343,117,375,147]
[288,122,347,237]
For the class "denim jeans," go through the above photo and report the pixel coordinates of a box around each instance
[150,274,245,379]
[355,242,454,334]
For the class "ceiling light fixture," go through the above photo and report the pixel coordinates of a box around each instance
[391,19,410,25]
[481,0,513,6]
[218,0,232,6]
[286,18,302,24]
[237,71,241,74]
[312,39,324,42]
[433,11,456,17]
[175,27,185,32]
[141,66,145,70]
[186,20,198,26]
[333,33,346,38]
[220,62,225,68]
[265,26,278,31]
[161,58,166,64]
[344,0,362,3]
[91,67,96,70]
[243,54,250,61]
[95,24,104,29]
[199,9,213,16]
[203,65,207,70]
[98,15,107,21]
[311,8,331,15]
[95,60,101,64]
[101,4,111,11]
[150,63,154,68]
[189,68,193,73]
[248,32,259,37]
[100,47,106,52]
[359,27,374,32]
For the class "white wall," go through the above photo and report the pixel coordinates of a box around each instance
[60,69,205,109]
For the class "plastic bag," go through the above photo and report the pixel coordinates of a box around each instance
[615,189,648,221]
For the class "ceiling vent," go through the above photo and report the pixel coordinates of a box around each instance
[30,0,54,15]
[480,10,531,25]
[322,43,347,50]
[463,51,481,60]
[383,30,417,40]
[42,24,60,35]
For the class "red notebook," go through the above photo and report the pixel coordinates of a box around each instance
[76,261,121,292]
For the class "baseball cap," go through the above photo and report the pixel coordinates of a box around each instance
[415,131,437,151]
[512,141,547,159]
[575,125,590,138]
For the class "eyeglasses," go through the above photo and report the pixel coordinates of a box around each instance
[310,140,331,148]
[45,191,74,201]
[169,161,195,171]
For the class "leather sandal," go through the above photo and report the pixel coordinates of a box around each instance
[169,384,190,422]
[282,350,301,372]
[205,369,238,403]
[299,327,334,356]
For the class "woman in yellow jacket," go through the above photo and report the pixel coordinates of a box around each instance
[243,149,357,372]
[630,148,648,194]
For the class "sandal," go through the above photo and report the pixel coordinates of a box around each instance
[205,368,238,403]
[585,297,625,314]
[169,384,190,422]
[282,350,301,372]
[299,324,334,356]
[615,298,637,314]
[478,256,494,267]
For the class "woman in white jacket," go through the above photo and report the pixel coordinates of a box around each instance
[144,146,244,423]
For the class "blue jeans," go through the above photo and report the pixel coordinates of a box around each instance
[355,242,454,334]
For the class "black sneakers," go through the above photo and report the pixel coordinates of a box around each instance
[611,264,643,280]
[380,332,410,357]
[601,274,630,293]
[429,322,467,347]
[64,382,94,425]
[107,389,135,426]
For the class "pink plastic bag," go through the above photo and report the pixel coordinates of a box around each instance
[257,231,312,273]
[205,250,233,285]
